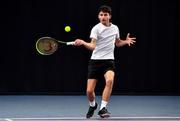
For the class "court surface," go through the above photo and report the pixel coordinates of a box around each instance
[0,95,180,121]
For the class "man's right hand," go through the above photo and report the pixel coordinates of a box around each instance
[74,39,85,46]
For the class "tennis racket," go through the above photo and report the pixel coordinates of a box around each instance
[36,37,75,55]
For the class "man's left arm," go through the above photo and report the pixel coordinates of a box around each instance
[115,33,136,47]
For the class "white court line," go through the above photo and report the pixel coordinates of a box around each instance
[4,119,13,121]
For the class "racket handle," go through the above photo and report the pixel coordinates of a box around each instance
[66,41,75,45]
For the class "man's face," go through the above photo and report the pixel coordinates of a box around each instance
[98,11,111,25]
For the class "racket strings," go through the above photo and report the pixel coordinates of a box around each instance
[36,38,58,55]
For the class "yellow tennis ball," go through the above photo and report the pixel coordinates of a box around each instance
[65,26,71,32]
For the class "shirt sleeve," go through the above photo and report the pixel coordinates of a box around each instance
[90,26,98,39]
[116,26,120,39]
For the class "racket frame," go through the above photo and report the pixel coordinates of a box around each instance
[36,37,74,55]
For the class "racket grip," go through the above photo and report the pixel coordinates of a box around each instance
[66,41,75,45]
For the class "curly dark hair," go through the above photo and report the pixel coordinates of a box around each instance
[98,5,112,15]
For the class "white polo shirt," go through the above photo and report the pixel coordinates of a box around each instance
[90,23,120,60]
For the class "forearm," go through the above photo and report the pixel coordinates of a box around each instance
[83,41,96,51]
[115,39,128,47]
[116,33,136,47]
[74,38,96,51]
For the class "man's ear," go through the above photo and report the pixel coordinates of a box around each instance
[109,15,112,19]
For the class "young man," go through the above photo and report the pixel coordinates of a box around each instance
[74,5,136,118]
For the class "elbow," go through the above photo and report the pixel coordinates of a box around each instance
[90,43,96,51]
[90,46,96,51]
[115,43,121,47]
[115,43,118,47]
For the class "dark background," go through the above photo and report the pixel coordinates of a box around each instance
[0,0,178,95]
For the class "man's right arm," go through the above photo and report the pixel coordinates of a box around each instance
[74,38,96,51]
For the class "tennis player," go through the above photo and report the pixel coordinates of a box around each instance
[74,5,136,118]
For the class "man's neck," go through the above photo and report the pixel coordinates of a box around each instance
[101,22,111,27]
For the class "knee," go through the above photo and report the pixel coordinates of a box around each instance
[86,89,94,96]
[106,78,114,87]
